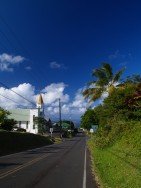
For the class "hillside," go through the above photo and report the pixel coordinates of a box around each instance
[88,121,141,188]
[0,131,53,156]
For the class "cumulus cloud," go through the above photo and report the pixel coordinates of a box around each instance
[0,82,89,120]
[0,83,35,109]
[42,83,69,104]
[69,89,88,115]
[0,53,25,72]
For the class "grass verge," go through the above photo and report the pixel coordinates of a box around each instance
[0,130,53,156]
[88,122,141,188]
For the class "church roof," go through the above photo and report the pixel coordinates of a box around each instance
[37,94,44,105]
[8,109,30,121]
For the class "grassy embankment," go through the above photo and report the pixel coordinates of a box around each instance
[88,121,141,188]
[0,130,53,156]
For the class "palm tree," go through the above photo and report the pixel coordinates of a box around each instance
[83,63,125,102]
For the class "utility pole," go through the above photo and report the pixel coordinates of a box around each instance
[59,98,62,137]
[69,115,71,129]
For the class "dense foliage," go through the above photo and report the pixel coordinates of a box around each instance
[0,107,17,131]
[82,67,141,148]
[33,117,48,134]
[93,82,141,147]
[81,109,98,130]
[61,120,75,130]
[0,108,9,123]
[1,119,17,131]
[82,63,141,187]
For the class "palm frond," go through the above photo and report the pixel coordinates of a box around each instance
[95,79,108,87]
[87,80,96,86]
[83,88,97,99]
[112,67,125,83]
[90,88,104,102]
[101,63,113,80]
[92,68,107,80]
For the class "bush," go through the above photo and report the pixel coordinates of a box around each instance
[1,119,17,131]
[62,130,73,138]
[0,131,53,156]
[94,119,137,148]
[81,108,98,130]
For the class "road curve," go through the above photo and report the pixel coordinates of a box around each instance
[0,134,97,188]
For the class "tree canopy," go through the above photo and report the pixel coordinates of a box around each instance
[0,108,16,131]
[83,63,125,102]
[81,109,98,130]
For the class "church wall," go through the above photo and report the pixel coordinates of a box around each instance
[29,109,39,134]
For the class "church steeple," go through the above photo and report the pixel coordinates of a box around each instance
[36,94,44,109]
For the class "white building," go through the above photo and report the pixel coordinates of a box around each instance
[8,94,45,134]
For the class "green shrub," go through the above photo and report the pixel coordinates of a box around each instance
[88,121,141,188]
[94,119,138,148]
[1,119,17,131]
[0,131,53,156]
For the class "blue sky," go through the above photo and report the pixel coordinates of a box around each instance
[0,0,141,121]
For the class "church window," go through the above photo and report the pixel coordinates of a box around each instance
[26,121,28,129]
[33,115,35,129]
[19,121,21,128]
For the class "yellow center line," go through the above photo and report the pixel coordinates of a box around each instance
[0,154,48,179]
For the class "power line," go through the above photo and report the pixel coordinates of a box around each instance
[0,13,30,56]
[0,93,34,109]
[0,93,24,107]
[0,81,36,107]
[0,27,16,51]
[59,98,62,126]
[0,13,48,83]
[0,39,9,51]
[0,24,40,83]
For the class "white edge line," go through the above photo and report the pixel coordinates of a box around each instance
[83,146,87,188]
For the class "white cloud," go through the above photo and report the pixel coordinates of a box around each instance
[71,89,86,108]
[0,83,89,121]
[0,83,35,109]
[50,61,67,69]
[0,53,25,72]
[50,62,61,69]
[42,83,69,104]
[25,66,31,70]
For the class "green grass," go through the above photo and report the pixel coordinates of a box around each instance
[0,130,53,156]
[88,122,141,188]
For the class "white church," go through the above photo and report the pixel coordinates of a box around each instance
[8,94,47,134]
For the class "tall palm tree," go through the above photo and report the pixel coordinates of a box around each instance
[83,63,125,102]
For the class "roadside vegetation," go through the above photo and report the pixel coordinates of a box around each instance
[0,108,17,131]
[0,108,53,156]
[81,63,141,187]
[0,130,53,156]
[0,108,77,156]
[56,120,78,138]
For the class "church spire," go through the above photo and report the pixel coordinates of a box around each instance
[36,94,44,108]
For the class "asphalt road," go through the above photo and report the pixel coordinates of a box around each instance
[0,134,97,188]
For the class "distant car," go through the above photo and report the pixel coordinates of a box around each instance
[12,127,18,132]
[12,127,26,132]
[79,128,84,133]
